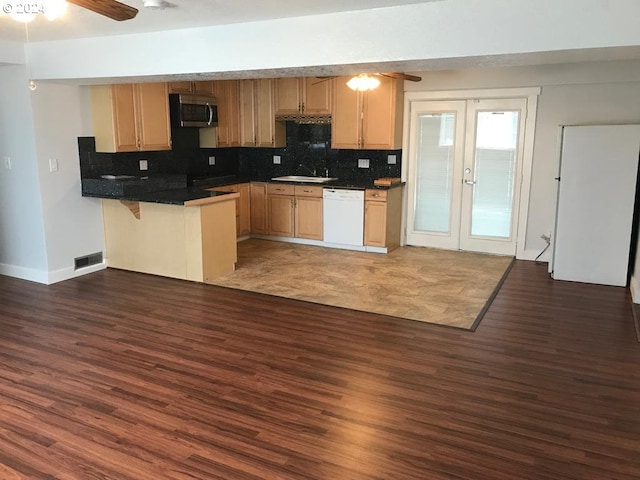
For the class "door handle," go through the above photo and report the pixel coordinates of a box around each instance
[464,179,477,185]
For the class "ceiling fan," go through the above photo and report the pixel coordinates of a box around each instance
[65,0,138,21]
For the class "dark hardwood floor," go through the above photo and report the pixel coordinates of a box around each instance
[0,260,639,479]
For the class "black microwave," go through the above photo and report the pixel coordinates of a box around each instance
[169,93,218,128]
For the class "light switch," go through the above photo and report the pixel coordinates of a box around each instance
[3,156,11,170]
[49,158,59,172]
[358,158,370,168]
[139,159,148,171]
[273,155,281,165]
[208,156,216,166]
[387,154,397,165]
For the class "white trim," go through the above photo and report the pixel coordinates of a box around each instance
[0,261,107,285]
[630,274,640,304]
[402,87,540,260]
[404,88,542,102]
[0,263,49,284]
[46,262,107,284]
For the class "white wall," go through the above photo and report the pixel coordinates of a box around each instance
[405,60,640,263]
[28,0,640,82]
[29,83,106,283]
[0,64,49,282]
[0,39,24,65]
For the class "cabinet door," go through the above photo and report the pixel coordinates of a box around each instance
[250,183,268,234]
[112,84,139,152]
[364,201,387,247]
[295,196,323,240]
[331,77,361,149]
[268,195,295,237]
[255,79,285,148]
[168,81,193,94]
[237,183,251,236]
[275,78,302,115]
[193,81,215,96]
[226,80,241,146]
[303,77,332,114]
[239,79,256,147]
[362,76,403,149]
[135,82,172,151]
[214,80,241,147]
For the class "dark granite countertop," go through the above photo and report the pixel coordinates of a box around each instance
[81,172,404,204]
[121,187,236,205]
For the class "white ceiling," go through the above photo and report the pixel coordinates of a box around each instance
[0,0,441,42]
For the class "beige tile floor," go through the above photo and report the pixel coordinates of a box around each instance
[211,239,514,329]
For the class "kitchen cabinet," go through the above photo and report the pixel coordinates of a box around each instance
[250,182,268,235]
[294,185,323,240]
[267,184,323,240]
[364,187,403,251]
[267,183,295,237]
[331,75,403,149]
[275,77,332,115]
[211,183,251,237]
[168,81,215,96]
[240,79,286,147]
[91,82,171,153]
[213,80,241,147]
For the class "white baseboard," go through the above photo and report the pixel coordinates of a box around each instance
[630,274,640,304]
[0,263,49,284]
[46,262,107,284]
[519,247,551,263]
[0,261,107,285]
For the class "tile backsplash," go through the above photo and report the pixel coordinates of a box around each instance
[78,121,401,184]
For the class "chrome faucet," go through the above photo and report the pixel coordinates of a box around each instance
[298,163,316,176]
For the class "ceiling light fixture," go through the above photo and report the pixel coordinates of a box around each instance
[346,74,381,92]
[4,0,68,22]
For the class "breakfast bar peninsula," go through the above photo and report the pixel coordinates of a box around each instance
[100,186,239,284]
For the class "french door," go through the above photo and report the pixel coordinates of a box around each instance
[406,98,527,255]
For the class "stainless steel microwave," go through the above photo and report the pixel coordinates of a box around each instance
[169,93,218,128]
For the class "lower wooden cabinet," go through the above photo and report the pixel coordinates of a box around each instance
[364,187,403,251]
[266,183,323,240]
[293,186,323,240]
[210,183,250,237]
[250,182,268,235]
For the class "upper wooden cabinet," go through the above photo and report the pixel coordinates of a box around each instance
[213,80,241,147]
[91,83,172,153]
[331,76,404,150]
[240,79,285,148]
[275,77,332,115]
[168,81,215,96]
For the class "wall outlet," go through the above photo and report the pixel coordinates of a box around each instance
[139,159,148,171]
[273,155,281,165]
[208,156,216,166]
[48,158,59,172]
[387,154,397,165]
[3,156,11,170]
[358,158,370,168]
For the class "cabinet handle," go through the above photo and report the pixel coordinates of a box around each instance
[301,102,305,113]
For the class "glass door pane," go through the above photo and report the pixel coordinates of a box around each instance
[470,111,519,238]
[414,113,456,233]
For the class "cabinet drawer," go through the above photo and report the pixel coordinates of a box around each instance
[294,185,323,198]
[365,189,388,201]
[267,184,295,196]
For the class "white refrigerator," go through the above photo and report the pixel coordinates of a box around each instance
[552,124,640,287]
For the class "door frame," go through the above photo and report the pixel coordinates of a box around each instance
[401,87,540,260]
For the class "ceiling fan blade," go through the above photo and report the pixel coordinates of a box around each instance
[380,72,422,82]
[67,0,138,21]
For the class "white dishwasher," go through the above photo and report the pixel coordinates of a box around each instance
[323,188,365,247]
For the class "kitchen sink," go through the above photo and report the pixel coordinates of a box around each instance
[271,175,338,184]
